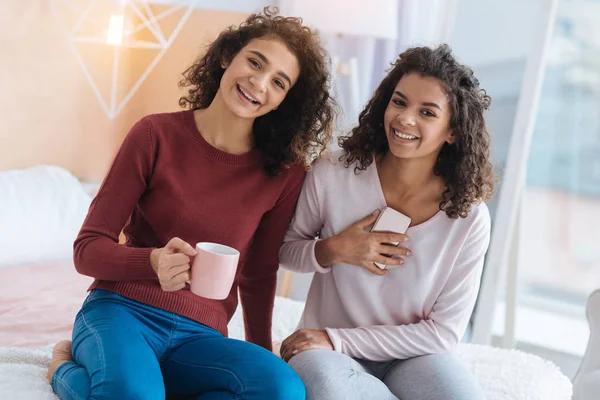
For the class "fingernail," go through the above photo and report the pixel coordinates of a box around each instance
[406,250,411,256]
[403,237,409,242]
[399,259,404,264]
[292,350,298,354]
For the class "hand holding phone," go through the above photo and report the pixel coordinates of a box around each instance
[370,207,411,269]
[319,208,411,275]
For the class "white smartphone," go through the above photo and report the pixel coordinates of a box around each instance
[370,207,411,269]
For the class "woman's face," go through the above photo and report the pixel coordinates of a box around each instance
[383,73,454,161]
[219,37,300,120]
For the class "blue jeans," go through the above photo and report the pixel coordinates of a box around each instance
[52,289,305,400]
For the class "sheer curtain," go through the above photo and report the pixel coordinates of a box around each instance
[277,0,457,134]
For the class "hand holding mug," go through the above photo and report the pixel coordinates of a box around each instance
[150,237,197,292]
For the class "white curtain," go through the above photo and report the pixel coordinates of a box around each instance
[276,0,457,133]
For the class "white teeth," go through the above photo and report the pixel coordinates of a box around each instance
[393,129,417,140]
[238,85,259,104]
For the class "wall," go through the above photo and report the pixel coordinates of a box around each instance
[0,0,247,182]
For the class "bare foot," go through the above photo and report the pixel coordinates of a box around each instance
[47,340,73,384]
[272,341,282,358]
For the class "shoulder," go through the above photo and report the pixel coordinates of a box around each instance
[466,202,491,230]
[140,110,189,132]
[125,111,188,142]
[283,163,308,183]
[274,162,307,198]
[311,149,367,180]
[460,202,491,245]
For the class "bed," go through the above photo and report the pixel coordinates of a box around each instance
[0,165,576,399]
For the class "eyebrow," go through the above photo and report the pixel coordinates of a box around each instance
[249,50,292,87]
[394,90,442,111]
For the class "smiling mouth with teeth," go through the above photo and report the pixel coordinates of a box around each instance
[393,129,418,140]
[237,84,260,105]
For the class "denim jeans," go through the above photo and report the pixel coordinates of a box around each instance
[52,289,305,400]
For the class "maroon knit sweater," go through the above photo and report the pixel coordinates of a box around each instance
[73,110,305,350]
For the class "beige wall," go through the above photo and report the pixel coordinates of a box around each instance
[0,1,247,181]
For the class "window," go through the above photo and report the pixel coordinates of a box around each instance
[520,0,600,312]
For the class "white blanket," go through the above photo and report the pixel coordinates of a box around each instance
[0,296,572,400]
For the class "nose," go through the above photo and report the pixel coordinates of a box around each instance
[249,73,268,93]
[396,111,416,127]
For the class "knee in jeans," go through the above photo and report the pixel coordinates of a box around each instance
[96,376,165,400]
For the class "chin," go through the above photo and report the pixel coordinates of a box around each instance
[387,147,412,159]
[227,100,260,119]
[385,137,411,159]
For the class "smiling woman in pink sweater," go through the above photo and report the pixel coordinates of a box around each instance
[279,45,495,400]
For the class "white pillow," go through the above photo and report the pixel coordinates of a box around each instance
[0,165,92,269]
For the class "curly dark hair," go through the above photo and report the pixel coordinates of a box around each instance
[339,45,494,218]
[179,7,336,176]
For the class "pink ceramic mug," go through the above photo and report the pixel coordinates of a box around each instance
[189,242,240,300]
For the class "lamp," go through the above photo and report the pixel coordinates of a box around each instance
[287,0,399,117]
[107,14,125,46]
[49,0,198,119]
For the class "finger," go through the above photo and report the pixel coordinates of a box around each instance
[158,264,188,282]
[164,253,191,268]
[281,347,292,362]
[281,342,297,360]
[165,237,197,256]
[355,209,381,230]
[282,331,301,349]
[165,263,190,279]
[280,343,292,361]
[281,334,302,360]
[381,256,403,266]
[162,282,186,292]
[287,342,315,360]
[171,282,186,291]
[170,270,191,286]
[282,340,310,361]
[373,232,409,244]
[363,260,388,275]
[378,244,411,257]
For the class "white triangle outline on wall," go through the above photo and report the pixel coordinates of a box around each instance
[49,0,198,119]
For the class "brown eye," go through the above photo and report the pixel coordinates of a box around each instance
[274,79,285,89]
[249,58,260,69]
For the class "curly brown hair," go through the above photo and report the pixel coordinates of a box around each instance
[339,45,494,218]
[179,7,336,176]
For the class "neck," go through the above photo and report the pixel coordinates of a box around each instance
[193,90,255,155]
[377,151,440,197]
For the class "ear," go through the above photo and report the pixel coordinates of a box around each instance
[446,130,456,145]
[220,57,229,69]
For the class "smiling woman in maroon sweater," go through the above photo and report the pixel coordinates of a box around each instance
[46,8,335,400]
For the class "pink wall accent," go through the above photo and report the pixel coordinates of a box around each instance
[0,1,247,181]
